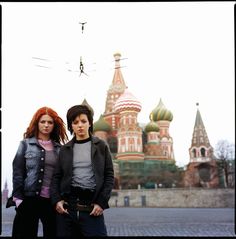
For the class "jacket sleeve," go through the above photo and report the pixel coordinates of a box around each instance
[12,140,27,200]
[95,143,114,209]
[50,150,63,206]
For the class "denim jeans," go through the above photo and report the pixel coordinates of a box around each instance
[56,208,107,237]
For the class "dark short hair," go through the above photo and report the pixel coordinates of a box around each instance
[66,104,93,135]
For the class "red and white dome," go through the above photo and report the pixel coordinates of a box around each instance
[114,88,142,112]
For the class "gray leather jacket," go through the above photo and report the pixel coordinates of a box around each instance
[12,137,61,199]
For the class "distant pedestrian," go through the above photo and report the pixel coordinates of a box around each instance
[8,106,68,238]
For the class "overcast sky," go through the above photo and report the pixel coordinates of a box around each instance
[1,2,235,192]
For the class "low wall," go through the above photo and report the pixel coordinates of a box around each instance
[109,188,235,208]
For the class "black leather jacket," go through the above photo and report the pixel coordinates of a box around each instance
[12,137,61,199]
[50,136,114,210]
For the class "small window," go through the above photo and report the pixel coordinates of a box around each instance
[200,148,206,157]
[192,149,197,157]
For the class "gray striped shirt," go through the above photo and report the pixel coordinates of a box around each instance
[71,141,96,189]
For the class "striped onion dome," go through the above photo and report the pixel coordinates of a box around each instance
[93,115,111,132]
[114,88,142,112]
[149,98,173,122]
[145,121,159,133]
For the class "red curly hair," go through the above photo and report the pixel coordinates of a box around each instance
[24,106,68,144]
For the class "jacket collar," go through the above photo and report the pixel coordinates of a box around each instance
[27,136,61,148]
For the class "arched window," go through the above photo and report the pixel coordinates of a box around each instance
[200,148,206,157]
[192,149,197,157]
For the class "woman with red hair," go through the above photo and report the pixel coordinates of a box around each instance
[9,106,68,238]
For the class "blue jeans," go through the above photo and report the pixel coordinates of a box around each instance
[56,208,107,237]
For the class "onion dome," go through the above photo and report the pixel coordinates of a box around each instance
[81,98,94,117]
[93,115,111,132]
[149,98,173,122]
[114,88,142,112]
[145,121,159,133]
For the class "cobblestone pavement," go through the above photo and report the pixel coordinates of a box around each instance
[1,206,235,237]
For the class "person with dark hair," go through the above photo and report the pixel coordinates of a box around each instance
[9,106,68,238]
[50,104,114,237]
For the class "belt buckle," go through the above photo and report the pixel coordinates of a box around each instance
[76,203,93,212]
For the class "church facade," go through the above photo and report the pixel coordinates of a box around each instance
[183,106,219,188]
[92,53,178,189]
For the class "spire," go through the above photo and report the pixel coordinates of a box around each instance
[110,53,126,92]
[81,98,94,116]
[194,109,204,129]
[104,53,127,114]
[191,103,211,147]
[2,179,9,204]
[194,103,205,130]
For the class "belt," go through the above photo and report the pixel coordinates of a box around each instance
[76,203,94,212]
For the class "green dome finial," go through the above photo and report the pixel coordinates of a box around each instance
[145,121,159,133]
[93,115,111,132]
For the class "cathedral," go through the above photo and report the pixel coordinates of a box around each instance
[92,53,178,189]
[89,52,221,189]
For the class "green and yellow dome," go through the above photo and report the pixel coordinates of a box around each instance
[144,121,159,133]
[149,98,173,122]
[93,115,111,132]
